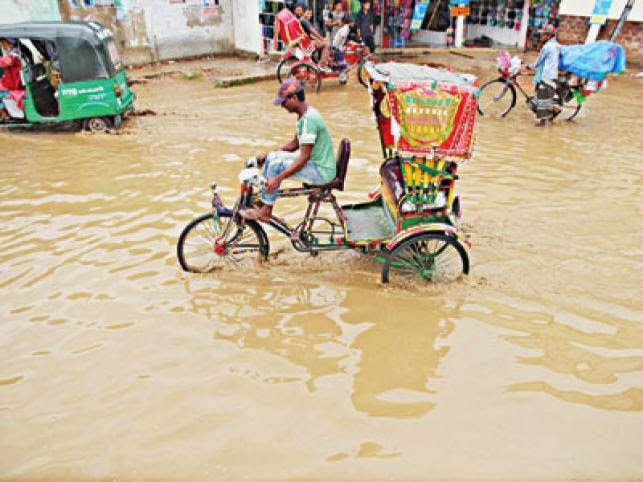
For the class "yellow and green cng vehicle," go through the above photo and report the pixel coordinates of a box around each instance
[0,21,135,131]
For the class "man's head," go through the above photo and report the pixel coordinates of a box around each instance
[539,23,556,41]
[273,79,305,113]
[303,6,313,20]
[0,38,16,51]
[334,2,343,11]
[294,5,304,17]
[362,1,371,11]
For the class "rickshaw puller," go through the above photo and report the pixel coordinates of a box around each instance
[525,24,561,126]
[240,80,336,222]
[0,38,25,120]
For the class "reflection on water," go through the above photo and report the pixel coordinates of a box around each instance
[1,65,642,480]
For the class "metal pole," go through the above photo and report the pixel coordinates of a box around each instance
[610,0,635,41]
[455,15,464,47]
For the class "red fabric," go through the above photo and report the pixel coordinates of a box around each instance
[0,53,23,91]
[277,9,306,46]
[0,53,25,111]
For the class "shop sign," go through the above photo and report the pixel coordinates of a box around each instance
[410,0,431,32]
[590,0,613,24]
[450,5,470,16]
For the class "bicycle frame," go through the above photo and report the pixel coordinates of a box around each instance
[211,181,351,254]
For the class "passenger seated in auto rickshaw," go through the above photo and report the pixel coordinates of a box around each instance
[0,38,25,121]
[240,80,336,222]
[294,4,331,71]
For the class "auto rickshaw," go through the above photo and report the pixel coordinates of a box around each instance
[0,21,135,131]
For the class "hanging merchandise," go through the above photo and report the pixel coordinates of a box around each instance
[410,0,431,32]
[526,0,560,50]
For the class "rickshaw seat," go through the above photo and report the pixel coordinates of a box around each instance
[303,138,350,191]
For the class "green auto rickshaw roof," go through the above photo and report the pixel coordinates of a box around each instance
[0,21,113,46]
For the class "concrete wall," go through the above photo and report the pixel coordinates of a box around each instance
[58,0,235,65]
[232,0,261,55]
[560,0,643,22]
[1,0,62,22]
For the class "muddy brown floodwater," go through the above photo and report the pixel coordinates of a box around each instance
[1,59,642,482]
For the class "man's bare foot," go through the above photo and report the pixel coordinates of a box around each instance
[240,205,273,221]
[535,119,547,127]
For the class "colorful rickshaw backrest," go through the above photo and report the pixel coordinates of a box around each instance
[364,62,478,162]
[364,62,478,219]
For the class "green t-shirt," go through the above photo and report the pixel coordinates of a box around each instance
[350,0,361,17]
[296,107,336,183]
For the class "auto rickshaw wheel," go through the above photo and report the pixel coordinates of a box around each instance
[83,116,113,133]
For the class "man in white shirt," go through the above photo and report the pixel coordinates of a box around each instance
[332,17,350,50]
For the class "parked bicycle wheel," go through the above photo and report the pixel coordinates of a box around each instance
[554,88,582,121]
[177,213,269,273]
[276,56,299,83]
[381,233,469,285]
[288,62,322,93]
[476,79,516,118]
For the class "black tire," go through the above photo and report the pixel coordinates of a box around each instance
[177,213,269,273]
[276,56,298,83]
[476,79,516,118]
[83,116,113,132]
[554,87,582,121]
[357,60,369,88]
[381,232,469,285]
[288,62,322,93]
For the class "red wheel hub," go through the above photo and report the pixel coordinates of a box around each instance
[213,241,227,256]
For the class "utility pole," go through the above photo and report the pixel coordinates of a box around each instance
[610,0,635,41]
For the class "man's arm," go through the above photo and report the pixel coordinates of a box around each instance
[309,25,324,42]
[529,47,548,70]
[280,134,299,152]
[265,144,313,193]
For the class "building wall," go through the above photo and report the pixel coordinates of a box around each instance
[58,0,235,65]
[560,0,643,22]
[558,15,643,65]
[1,0,62,22]
[232,0,261,55]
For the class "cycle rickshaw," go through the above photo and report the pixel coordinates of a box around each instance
[177,61,477,285]
[274,8,371,92]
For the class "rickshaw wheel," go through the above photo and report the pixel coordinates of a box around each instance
[357,60,369,89]
[177,212,269,273]
[83,116,113,133]
[382,233,469,285]
[276,56,299,83]
[288,62,322,93]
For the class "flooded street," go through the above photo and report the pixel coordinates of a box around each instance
[1,59,642,481]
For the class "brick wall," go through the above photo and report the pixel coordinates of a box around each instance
[558,14,643,65]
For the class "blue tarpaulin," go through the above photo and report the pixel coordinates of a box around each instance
[559,41,626,81]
